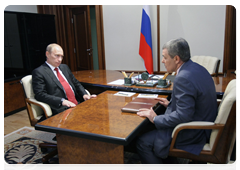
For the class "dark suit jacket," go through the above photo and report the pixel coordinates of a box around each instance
[32,63,87,115]
[153,59,217,158]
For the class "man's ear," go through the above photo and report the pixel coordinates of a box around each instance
[174,55,180,63]
[46,51,49,58]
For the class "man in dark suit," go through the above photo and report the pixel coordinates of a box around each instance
[32,43,96,119]
[136,38,217,163]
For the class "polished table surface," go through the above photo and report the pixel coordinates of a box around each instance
[35,90,167,163]
[35,91,168,145]
[72,70,173,94]
[72,70,234,97]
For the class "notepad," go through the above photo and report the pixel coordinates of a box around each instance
[114,91,136,97]
[121,97,160,113]
[151,75,164,79]
[107,79,124,85]
[137,93,158,98]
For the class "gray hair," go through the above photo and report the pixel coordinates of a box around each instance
[162,38,191,62]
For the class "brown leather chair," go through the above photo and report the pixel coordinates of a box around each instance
[21,75,57,163]
[168,79,236,164]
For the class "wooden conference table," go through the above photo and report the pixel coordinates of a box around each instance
[72,70,234,97]
[35,91,168,164]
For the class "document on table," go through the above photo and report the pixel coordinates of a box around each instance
[151,75,164,79]
[114,91,136,97]
[137,93,158,98]
[107,79,124,85]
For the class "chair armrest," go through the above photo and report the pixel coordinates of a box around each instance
[170,121,224,151]
[171,121,215,138]
[26,98,52,117]
[85,89,91,96]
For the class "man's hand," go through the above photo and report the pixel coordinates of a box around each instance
[155,97,169,108]
[83,94,97,101]
[137,107,157,123]
[62,99,76,107]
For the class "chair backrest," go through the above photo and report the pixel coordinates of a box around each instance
[216,79,236,124]
[21,75,35,99]
[191,56,220,76]
[209,79,236,150]
[21,75,45,120]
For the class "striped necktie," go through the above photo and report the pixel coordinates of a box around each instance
[54,68,78,105]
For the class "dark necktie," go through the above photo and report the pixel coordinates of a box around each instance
[54,68,78,105]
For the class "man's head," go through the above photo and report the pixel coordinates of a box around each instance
[162,38,191,73]
[46,43,64,68]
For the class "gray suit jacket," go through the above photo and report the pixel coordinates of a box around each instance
[153,59,217,158]
[32,63,87,115]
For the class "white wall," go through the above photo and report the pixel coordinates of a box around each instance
[103,5,158,71]
[103,5,226,73]
[160,5,226,72]
[4,5,38,13]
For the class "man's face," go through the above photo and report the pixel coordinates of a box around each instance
[46,46,64,68]
[162,48,177,73]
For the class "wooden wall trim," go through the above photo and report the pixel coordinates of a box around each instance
[37,5,106,71]
[95,5,106,70]
[157,5,160,72]
[63,6,76,70]
[223,5,232,73]
[223,5,236,74]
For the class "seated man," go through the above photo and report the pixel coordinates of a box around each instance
[32,43,96,121]
[136,38,217,163]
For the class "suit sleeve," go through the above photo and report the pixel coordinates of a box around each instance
[154,76,197,129]
[32,68,62,108]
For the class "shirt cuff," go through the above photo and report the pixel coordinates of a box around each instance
[59,98,65,106]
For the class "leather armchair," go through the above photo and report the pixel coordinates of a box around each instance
[21,75,92,163]
[191,55,220,77]
[169,79,236,164]
[21,75,57,163]
[21,75,52,126]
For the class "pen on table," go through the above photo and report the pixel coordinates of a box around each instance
[121,71,127,78]
[118,92,129,96]
[122,71,128,78]
[129,72,134,78]
[162,73,169,80]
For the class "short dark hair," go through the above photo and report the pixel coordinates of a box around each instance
[162,38,191,62]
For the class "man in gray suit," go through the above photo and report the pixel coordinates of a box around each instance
[32,43,96,119]
[136,38,217,163]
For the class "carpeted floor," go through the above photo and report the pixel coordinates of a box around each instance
[4,127,238,170]
[4,127,59,170]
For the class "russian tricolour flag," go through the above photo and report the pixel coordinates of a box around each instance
[139,5,153,74]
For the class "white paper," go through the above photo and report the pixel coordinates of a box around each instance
[107,79,124,85]
[137,80,158,85]
[137,93,158,98]
[151,75,164,79]
[114,91,136,97]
